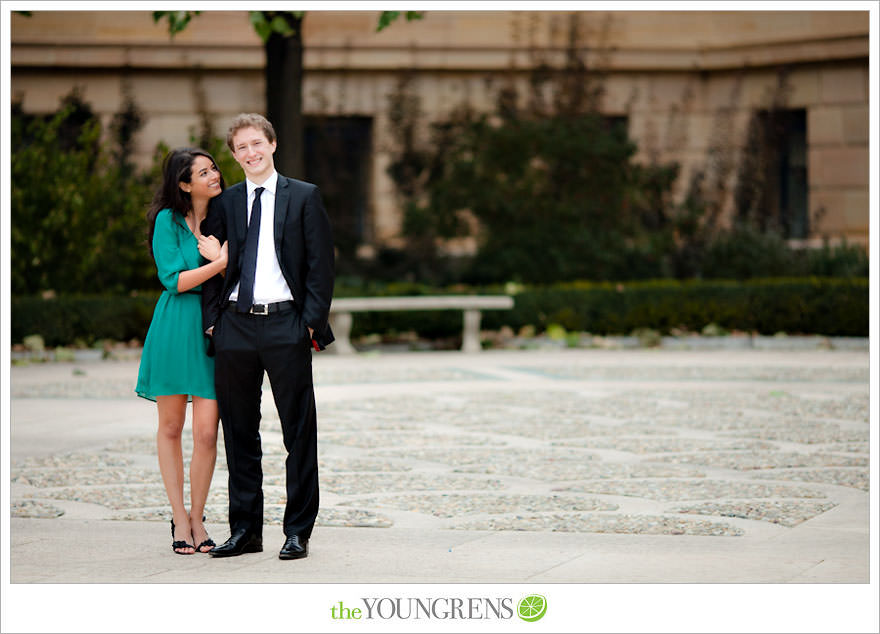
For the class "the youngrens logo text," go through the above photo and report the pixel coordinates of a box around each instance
[330,597,513,620]
[330,597,516,621]
[330,595,547,622]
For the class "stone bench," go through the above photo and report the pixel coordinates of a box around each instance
[329,295,515,354]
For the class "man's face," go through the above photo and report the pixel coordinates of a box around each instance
[231,126,277,182]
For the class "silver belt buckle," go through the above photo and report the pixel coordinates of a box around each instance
[251,303,269,315]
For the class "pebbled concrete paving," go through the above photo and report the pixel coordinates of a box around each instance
[8,348,870,587]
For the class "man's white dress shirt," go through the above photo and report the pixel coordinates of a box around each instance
[229,171,294,304]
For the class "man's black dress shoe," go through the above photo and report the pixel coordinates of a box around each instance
[209,529,263,558]
[279,535,309,560]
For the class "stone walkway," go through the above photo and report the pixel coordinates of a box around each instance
[8,348,870,585]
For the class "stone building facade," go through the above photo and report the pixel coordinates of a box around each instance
[10,10,870,254]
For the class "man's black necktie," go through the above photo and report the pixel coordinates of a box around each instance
[237,186,265,312]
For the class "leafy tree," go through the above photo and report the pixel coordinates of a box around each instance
[153,10,423,178]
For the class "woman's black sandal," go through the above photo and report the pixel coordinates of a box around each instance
[170,519,195,555]
[193,515,215,553]
[195,537,216,553]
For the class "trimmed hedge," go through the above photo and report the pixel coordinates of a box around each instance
[11,277,868,347]
[12,294,161,347]
[481,277,867,337]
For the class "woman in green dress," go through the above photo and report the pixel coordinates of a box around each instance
[136,148,228,554]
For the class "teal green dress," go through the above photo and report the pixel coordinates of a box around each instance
[136,208,216,402]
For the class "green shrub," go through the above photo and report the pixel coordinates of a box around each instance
[399,108,689,284]
[700,225,796,279]
[699,225,869,279]
[11,90,243,298]
[800,240,869,278]
[11,92,157,295]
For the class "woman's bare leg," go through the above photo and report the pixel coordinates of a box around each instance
[156,394,194,554]
[189,395,219,551]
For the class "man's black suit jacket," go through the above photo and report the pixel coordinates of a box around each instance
[200,175,335,353]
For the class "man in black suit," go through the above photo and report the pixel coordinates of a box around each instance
[198,113,334,560]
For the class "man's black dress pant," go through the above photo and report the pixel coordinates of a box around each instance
[213,304,319,540]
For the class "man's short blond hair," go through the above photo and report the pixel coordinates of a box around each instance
[226,113,277,151]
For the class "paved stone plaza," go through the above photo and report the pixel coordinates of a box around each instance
[8,347,871,583]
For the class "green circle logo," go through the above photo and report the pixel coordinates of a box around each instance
[517,594,547,622]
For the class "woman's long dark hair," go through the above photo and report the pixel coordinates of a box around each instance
[146,147,225,256]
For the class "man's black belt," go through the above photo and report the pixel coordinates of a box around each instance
[226,300,295,315]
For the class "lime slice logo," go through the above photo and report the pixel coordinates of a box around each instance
[517,594,547,622]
